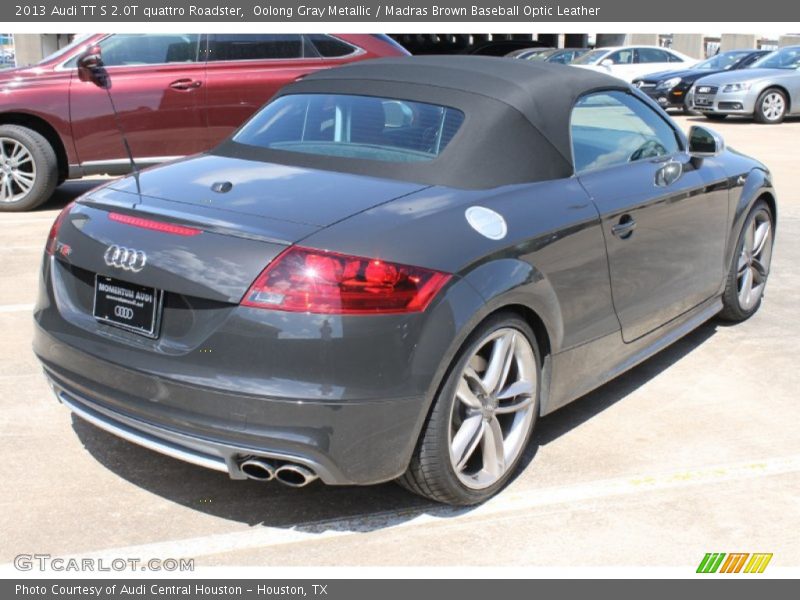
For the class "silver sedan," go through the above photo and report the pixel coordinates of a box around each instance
[690,45,800,123]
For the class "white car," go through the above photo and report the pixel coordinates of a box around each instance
[572,46,697,82]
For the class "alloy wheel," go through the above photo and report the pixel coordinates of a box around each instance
[761,92,785,122]
[0,137,36,204]
[737,209,773,311]
[448,327,537,490]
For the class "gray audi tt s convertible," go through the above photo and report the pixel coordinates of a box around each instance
[34,56,776,505]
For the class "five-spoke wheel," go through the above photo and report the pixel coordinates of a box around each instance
[449,328,537,490]
[720,200,774,321]
[399,313,540,505]
[736,208,773,312]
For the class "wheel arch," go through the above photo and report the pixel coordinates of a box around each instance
[759,190,777,227]
[417,261,562,424]
[0,112,69,182]
[725,169,777,276]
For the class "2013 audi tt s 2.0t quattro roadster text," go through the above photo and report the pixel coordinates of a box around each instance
[34,56,777,505]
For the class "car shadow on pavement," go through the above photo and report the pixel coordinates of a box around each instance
[71,318,720,533]
[526,320,717,455]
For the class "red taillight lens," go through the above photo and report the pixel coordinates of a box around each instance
[45,202,75,256]
[108,212,202,236]
[242,247,451,315]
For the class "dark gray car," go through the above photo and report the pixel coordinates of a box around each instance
[34,56,777,505]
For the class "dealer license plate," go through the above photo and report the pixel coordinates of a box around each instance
[93,275,163,338]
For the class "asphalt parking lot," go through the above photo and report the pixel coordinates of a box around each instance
[1,115,799,571]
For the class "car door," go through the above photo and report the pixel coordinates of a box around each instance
[571,91,730,342]
[203,34,363,146]
[68,34,207,167]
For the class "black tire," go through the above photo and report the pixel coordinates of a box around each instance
[704,113,728,121]
[754,88,787,124]
[719,200,774,322]
[0,124,59,212]
[398,312,540,505]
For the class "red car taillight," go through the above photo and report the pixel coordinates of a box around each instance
[45,202,75,256]
[108,212,202,236]
[242,246,451,315]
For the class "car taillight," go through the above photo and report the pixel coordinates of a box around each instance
[45,202,75,256]
[242,246,451,315]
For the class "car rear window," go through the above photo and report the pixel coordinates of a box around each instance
[233,94,465,163]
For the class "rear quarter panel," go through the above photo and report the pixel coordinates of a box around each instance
[302,178,619,360]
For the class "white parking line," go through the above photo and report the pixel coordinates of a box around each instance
[24,453,800,563]
[0,303,34,313]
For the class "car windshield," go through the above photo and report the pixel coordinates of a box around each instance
[751,47,800,70]
[233,94,465,163]
[528,50,561,62]
[572,49,609,65]
[694,51,750,70]
[36,34,93,65]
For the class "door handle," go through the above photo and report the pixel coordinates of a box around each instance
[169,79,202,91]
[655,160,683,187]
[611,215,636,239]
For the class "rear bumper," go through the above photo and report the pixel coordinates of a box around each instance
[38,338,427,485]
[32,251,487,485]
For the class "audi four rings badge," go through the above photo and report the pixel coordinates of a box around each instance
[113,305,135,320]
[104,245,147,272]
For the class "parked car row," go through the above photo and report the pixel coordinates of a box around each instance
[510,43,800,124]
[509,44,697,80]
[632,49,770,112]
[688,45,800,123]
[0,33,409,211]
[570,45,698,81]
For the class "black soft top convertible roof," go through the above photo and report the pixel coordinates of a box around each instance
[215,56,631,189]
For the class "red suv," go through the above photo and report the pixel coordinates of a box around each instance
[0,33,408,211]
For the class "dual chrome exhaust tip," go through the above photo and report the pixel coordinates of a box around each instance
[238,457,318,488]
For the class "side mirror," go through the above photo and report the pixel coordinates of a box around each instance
[600,58,614,68]
[688,125,725,158]
[76,45,108,88]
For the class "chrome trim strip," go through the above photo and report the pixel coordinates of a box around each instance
[81,156,182,167]
[57,390,229,473]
